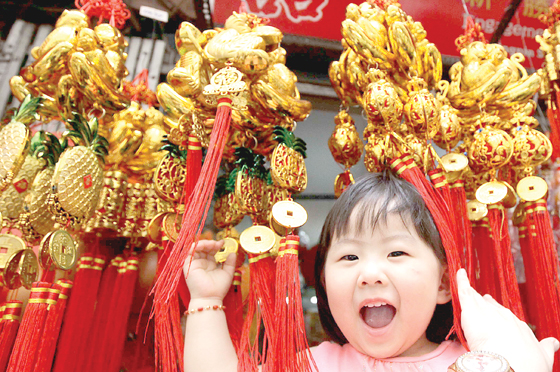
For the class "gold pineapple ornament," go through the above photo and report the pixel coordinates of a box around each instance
[213,174,244,229]
[234,147,268,216]
[270,126,307,193]
[48,114,108,228]
[0,132,47,226]
[0,95,42,192]
[153,138,187,203]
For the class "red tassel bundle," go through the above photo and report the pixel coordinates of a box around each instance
[238,251,276,371]
[471,218,501,299]
[486,204,525,320]
[81,255,123,372]
[547,107,560,161]
[52,254,105,372]
[517,200,560,370]
[34,280,73,372]
[450,179,474,280]
[7,282,59,372]
[153,97,233,372]
[389,155,466,345]
[0,301,22,371]
[272,236,316,372]
[222,251,246,350]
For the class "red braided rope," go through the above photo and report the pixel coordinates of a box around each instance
[122,69,159,107]
[455,16,487,51]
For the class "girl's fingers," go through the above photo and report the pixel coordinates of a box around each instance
[222,252,237,277]
[539,337,560,366]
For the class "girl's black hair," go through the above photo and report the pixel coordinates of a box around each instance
[314,170,454,345]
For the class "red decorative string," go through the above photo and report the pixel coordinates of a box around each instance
[449,180,474,280]
[547,106,560,161]
[540,0,560,29]
[0,301,22,371]
[455,16,487,51]
[74,0,130,29]
[122,69,159,107]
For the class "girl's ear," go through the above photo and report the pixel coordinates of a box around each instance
[437,267,452,304]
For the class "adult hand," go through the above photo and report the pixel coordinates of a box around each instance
[457,268,559,372]
[184,240,237,301]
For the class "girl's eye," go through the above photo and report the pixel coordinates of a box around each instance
[388,251,406,257]
[341,254,359,261]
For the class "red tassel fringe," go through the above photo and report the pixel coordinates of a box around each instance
[450,180,475,279]
[389,155,466,346]
[0,301,22,371]
[152,97,233,372]
[272,236,316,372]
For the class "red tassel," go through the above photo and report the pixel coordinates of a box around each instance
[152,97,233,372]
[238,250,277,371]
[81,256,123,372]
[389,155,466,346]
[34,280,73,372]
[486,204,525,320]
[7,282,58,372]
[518,200,560,370]
[222,250,246,350]
[547,107,560,161]
[450,179,475,281]
[52,254,105,372]
[272,236,316,372]
[106,256,140,371]
[471,218,501,299]
[0,301,22,371]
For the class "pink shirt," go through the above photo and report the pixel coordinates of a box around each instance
[310,340,466,372]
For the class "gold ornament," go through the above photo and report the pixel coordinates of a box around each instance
[328,110,364,169]
[239,225,276,254]
[270,126,307,193]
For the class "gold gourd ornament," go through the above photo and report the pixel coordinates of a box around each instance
[403,76,440,139]
[0,95,42,193]
[362,68,403,131]
[48,114,108,227]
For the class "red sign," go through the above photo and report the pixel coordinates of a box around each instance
[13,179,28,193]
[83,174,92,189]
[212,0,554,68]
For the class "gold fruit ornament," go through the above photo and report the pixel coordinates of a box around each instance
[328,110,364,169]
[213,174,244,229]
[48,114,108,227]
[0,95,42,192]
[234,148,268,217]
[467,126,513,173]
[403,77,440,139]
[270,126,307,193]
[153,138,187,203]
[0,132,47,226]
[362,68,403,131]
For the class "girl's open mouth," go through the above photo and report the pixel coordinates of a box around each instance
[360,303,396,328]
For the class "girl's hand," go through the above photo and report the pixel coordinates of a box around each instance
[184,240,237,301]
[457,268,559,372]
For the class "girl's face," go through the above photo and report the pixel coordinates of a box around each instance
[324,212,451,359]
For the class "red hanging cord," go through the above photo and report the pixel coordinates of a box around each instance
[455,16,487,51]
[74,0,130,29]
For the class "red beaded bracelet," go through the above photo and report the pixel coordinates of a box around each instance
[184,305,226,315]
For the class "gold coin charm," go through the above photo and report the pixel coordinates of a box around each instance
[0,234,26,269]
[501,182,518,209]
[516,176,548,202]
[466,200,488,221]
[49,230,77,270]
[215,237,239,263]
[147,212,168,243]
[441,153,468,172]
[239,225,276,254]
[162,213,183,242]
[39,231,55,270]
[3,248,38,289]
[512,202,526,226]
[271,200,307,228]
[476,181,508,204]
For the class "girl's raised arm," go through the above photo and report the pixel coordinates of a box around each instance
[184,240,239,372]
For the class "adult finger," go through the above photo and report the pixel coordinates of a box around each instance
[539,337,560,366]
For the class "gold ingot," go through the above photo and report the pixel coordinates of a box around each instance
[147,212,168,244]
[163,213,183,243]
[239,225,276,255]
[476,181,508,204]
[501,182,518,209]
[441,153,468,172]
[0,234,26,269]
[466,200,488,221]
[215,237,239,263]
[516,176,548,202]
[49,230,77,270]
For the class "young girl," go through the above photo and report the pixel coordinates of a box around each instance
[183,171,558,372]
